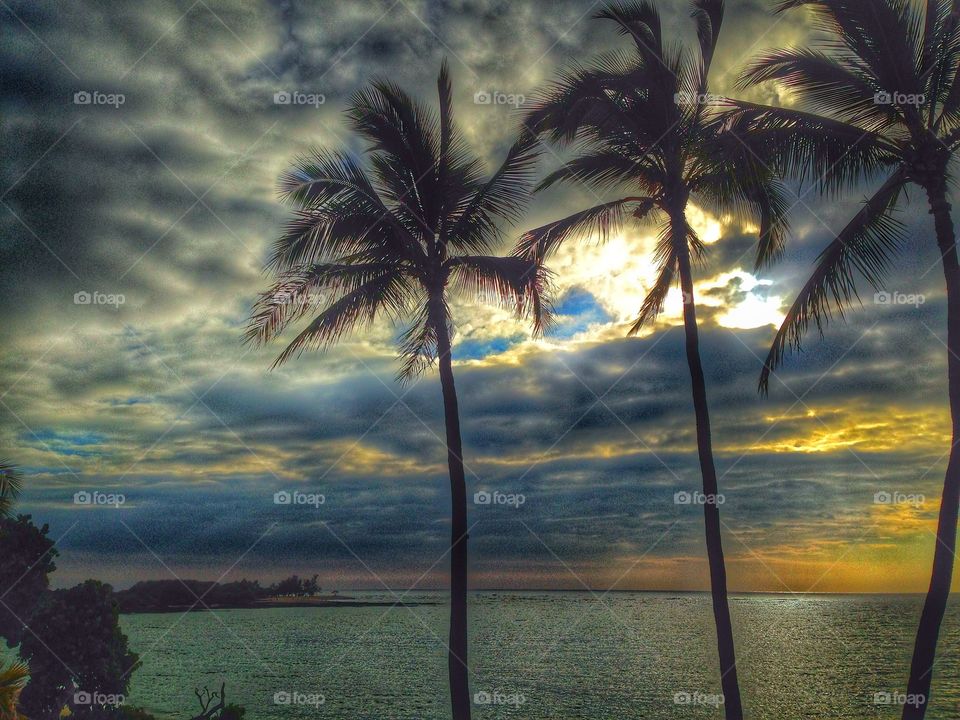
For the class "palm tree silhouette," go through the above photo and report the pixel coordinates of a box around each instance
[247,61,548,720]
[517,3,788,718]
[0,461,22,519]
[731,2,960,716]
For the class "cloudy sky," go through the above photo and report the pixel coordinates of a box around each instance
[0,0,954,593]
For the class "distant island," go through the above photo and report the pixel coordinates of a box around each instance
[113,574,435,613]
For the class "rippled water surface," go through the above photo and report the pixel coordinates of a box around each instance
[121,592,960,718]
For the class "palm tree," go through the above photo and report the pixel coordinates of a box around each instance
[0,461,22,518]
[516,3,789,718]
[729,2,960,716]
[0,660,27,720]
[246,61,548,720]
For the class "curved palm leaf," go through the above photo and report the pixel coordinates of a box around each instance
[448,255,553,335]
[0,461,22,518]
[0,660,27,720]
[758,168,908,393]
[515,197,657,263]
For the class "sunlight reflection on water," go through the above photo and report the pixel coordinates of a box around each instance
[121,592,960,719]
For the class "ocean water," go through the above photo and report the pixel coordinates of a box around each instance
[120,592,960,719]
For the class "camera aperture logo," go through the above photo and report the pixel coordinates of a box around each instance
[473,90,526,108]
[874,91,925,107]
[74,490,126,508]
[473,690,526,707]
[74,290,125,309]
[74,690,125,706]
[73,90,125,108]
[273,690,325,706]
[473,489,525,508]
[273,90,325,108]
[274,289,328,307]
[274,490,325,508]
[673,691,724,707]
[874,290,925,307]
[874,490,924,507]
[674,490,724,506]
[674,91,722,106]
[873,691,925,708]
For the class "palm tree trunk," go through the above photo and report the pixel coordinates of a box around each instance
[674,215,744,720]
[434,317,472,720]
[902,182,960,720]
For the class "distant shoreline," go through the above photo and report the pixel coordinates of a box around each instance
[119,595,439,614]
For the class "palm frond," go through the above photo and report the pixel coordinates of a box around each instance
[719,101,896,194]
[447,132,541,253]
[435,57,454,238]
[772,0,924,102]
[347,79,439,186]
[536,150,663,195]
[691,0,724,72]
[629,247,678,334]
[0,461,22,518]
[395,296,438,382]
[759,168,908,393]
[268,205,409,272]
[279,149,381,211]
[275,149,420,257]
[739,48,893,129]
[932,5,960,127]
[0,659,28,718]
[919,0,960,124]
[448,254,553,335]
[522,54,662,148]
[514,198,650,262]
[246,260,401,346]
[270,272,413,368]
[692,115,793,268]
[594,1,664,57]
[347,79,443,233]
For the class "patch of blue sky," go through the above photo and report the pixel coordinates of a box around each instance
[455,334,526,360]
[21,429,108,456]
[546,288,612,340]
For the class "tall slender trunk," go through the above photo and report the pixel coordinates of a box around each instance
[902,182,960,720]
[435,316,472,720]
[673,211,744,720]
